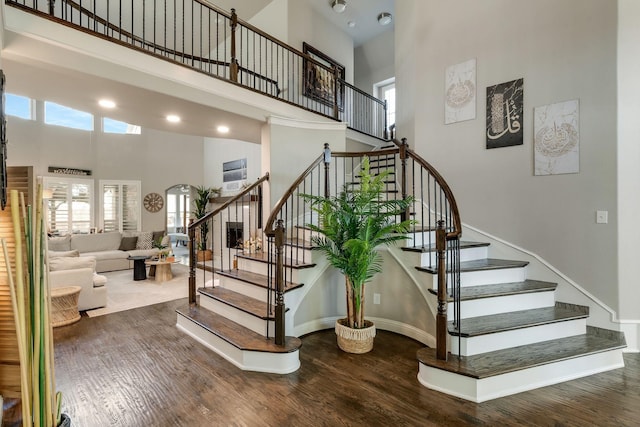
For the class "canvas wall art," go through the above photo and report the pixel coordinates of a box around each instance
[534,99,580,176]
[445,58,476,124]
[486,78,523,149]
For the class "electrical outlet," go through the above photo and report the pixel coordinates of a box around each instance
[373,293,381,305]
[596,210,608,224]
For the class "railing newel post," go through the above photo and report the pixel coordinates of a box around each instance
[188,225,196,305]
[400,138,409,222]
[436,220,448,361]
[230,8,238,82]
[274,219,286,346]
[323,143,331,198]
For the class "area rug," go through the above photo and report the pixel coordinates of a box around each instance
[85,263,203,317]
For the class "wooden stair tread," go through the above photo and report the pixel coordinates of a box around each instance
[449,303,589,337]
[417,326,626,379]
[198,287,275,320]
[427,279,558,301]
[237,251,315,269]
[216,268,303,292]
[176,303,301,353]
[402,241,490,253]
[416,258,529,274]
[283,237,316,249]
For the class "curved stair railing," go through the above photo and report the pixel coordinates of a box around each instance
[7,0,388,139]
[264,139,462,358]
[188,174,269,305]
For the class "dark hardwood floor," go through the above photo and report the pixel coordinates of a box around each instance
[41,299,639,426]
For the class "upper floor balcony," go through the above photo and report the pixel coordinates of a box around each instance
[3,0,391,141]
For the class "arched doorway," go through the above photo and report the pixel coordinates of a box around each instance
[165,184,193,247]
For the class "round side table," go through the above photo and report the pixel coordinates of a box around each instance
[51,286,82,327]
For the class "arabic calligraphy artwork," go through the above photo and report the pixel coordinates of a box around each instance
[486,78,523,149]
[534,99,579,176]
[445,58,476,124]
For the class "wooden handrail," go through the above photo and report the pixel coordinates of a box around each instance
[264,154,324,234]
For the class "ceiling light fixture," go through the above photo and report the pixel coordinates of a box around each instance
[377,12,392,26]
[332,0,346,13]
[98,99,116,109]
[166,114,181,123]
[217,125,230,134]
[347,20,356,28]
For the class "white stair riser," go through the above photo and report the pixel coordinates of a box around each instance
[451,292,556,319]
[176,314,300,374]
[406,231,436,247]
[425,267,528,289]
[199,294,274,337]
[217,276,298,307]
[236,258,314,284]
[418,348,624,403]
[416,246,488,266]
[266,244,314,262]
[451,318,587,356]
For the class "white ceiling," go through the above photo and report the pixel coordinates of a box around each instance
[301,0,395,47]
[3,0,394,141]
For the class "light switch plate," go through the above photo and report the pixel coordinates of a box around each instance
[596,210,608,224]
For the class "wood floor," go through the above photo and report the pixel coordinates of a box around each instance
[36,299,639,426]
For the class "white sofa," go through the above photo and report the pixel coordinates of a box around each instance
[49,232,162,273]
[48,255,108,311]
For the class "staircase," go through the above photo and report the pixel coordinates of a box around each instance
[175,143,626,402]
[404,238,626,402]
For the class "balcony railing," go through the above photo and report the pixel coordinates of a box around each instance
[6,0,389,140]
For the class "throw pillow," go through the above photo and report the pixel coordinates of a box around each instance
[135,231,153,250]
[119,236,138,251]
[49,249,80,258]
[48,235,71,251]
[152,230,166,241]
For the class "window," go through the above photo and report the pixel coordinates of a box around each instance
[43,177,94,235]
[103,117,141,134]
[100,181,141,232]
[377,80,396,130]
[5,93,34,120]
[44,101,94,131]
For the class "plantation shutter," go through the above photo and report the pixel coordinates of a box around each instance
[43,177,94,234]
[100,181,141,232]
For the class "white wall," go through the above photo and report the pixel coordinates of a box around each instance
[203,137,262,192]
[263,116,346,208]
[354,31,395,95]
[6,112,204,232]
[396,0,619,311]
[617,0,640,322]
[287,0,354,84]
[247,0,289,43]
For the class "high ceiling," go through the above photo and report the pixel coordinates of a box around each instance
[3,0,394,141]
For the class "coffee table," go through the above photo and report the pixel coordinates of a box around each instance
[145,259,178,282]
[127,255,150,280]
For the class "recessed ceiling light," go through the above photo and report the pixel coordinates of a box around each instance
[98,99,116,108]
[166,115,181,123]
[217,125,230,134]
[332,0,346,13]
[377,12,392,26]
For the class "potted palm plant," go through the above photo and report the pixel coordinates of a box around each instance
[302,157,414,353]
[193,185,213,261]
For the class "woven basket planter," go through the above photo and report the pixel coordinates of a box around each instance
[335,318,376,354]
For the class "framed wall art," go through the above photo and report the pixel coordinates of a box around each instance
[303,42,345,109]
[445,58,476,124]
[534,99,580,176]
[486,78,523,149]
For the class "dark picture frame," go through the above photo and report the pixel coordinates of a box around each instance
[303,42,345,109]
[486,78,524,149]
